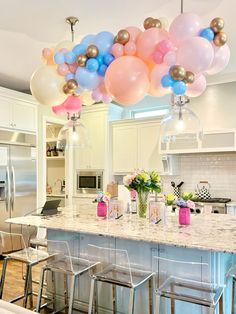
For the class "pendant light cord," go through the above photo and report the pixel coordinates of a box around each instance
[66,16,79,43]
[180,0,184,14]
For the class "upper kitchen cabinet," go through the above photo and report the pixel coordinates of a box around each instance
[0,87,37,133]
[112,118,163,174]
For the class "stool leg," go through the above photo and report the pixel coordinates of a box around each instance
[51,269,56,311]
[149,277,153,314]
[64,273,68,310]
[154,294,161,314]
[88,277,96,314]
[209,307,214,314]
[23,264,31,308]
[128,288,136,314]
[0,258,8,299]
[219,295,223,314]
[36,266,47,312]
[68,275,76,314]
[232,279,235,314]
[170,283,174,314]
[28,265,33,308]
[112,284,116,314]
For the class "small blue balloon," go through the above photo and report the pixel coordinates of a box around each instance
[103,53,115,66]
[98,64,108,77]
[96,54,104,66]
[80,34,96,46]
[65,73,75,81]
[200,27,214,41]
[86,58,99,72]
[161,74,175,88]
[72,43,87,56]
[64,51,76,64]
[54,52,65,65]
[172,81,186,95]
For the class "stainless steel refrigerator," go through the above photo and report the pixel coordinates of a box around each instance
[0,130,36,234]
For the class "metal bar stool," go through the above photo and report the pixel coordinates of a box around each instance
[88,244,154,314]
[36,239,98,314]
[226,264,236,314]
[0,231,52,308]
[153,256,224,314]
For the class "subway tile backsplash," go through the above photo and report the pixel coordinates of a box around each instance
[161,153,236,201]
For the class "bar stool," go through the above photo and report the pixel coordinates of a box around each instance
[88,244,154,314]
[29,228,47,250]
[226,264,236,314]
[152,256,224,314]
[0,231,52,308]
[36,239,98,314]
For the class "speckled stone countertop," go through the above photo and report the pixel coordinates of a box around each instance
[6,204,236,254]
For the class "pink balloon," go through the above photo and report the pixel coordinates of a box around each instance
[52,104,67,116]
[169,13,201,45]
[57,64,69,76]
[92,89,103,102]
[206,44,230,75]
[126,26,142,42]
[124,41,136,56]
[111,43,124,58]
[62,95,82,113]
[153,50,164,64]
[177,37,214,74]
[136,28,169,63]
[186,74,206,98]
[69,62,78,74]
[163,50,176,66]
[157,40,173,55]
[102,94,112,104]
[149,64,170,97]
[42,48,51,59]
[104,56,150,105]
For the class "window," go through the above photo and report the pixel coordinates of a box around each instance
[132,108,169,119]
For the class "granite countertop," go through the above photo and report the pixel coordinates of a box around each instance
[6,205,236,254]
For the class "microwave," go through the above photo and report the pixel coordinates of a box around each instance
[76,170,103,194]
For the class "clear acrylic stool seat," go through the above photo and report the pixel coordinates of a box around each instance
[0,231,52,308]
[88,244,154,314]
[36,240,98,314]
[153,256,224,314]
[226,264,236,313]
[29,227,47,249]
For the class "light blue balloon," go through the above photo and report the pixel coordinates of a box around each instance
[172,81,186,95]
[96,54,104,66]
[72,43,87,56]
[94,31,114,55]
[200,27,214,42]
[98,64,107,77]
[86,58,99,72]
[64,51,76,64]
[54,52,65,65]
[161,74,174,88]
[75,67,101,90]
[103,53,114,66]
[65,73,75,81]
[80,34,96,47]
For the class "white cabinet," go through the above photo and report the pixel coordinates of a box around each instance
[0,88,37,133]
[112,119,163,173]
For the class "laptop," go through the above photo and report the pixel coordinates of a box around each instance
[33,199,61,216]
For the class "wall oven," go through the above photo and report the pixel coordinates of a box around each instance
[76,170,103,194]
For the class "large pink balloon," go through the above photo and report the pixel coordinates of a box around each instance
[206,44,230,75]
[149,64,170,97]
[126,26,142,42]
[104,56,150,105]
[186,74,206,98]
[136,28,169,63]
[177,37,214,74]
[169,13,201,46]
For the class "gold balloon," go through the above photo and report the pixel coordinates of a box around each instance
[184,71,195,84]
[149,18,162,29]
[77,54,88,67]
[170,65,186,81]
[63,84,72,95]
[66,79,78,91]
[86,45,99,58]
[143,17,153,30]
[117,29,130,45]
[213,32,227,46]
[210,17,224,33]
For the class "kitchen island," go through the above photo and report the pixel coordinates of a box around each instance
[6,205,236,313]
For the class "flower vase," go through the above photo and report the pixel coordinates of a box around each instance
[137,191,149,218]
[166,205,173,215]
[97,202,107,218]
[178,207,190,225]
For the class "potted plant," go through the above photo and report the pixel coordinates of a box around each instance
[165,193,176,214]
[176,192,195,225]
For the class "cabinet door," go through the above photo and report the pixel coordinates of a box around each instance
[12,102,36,132]
[113,126,138,173]
[138,122,163,172]
[0,97,12,128]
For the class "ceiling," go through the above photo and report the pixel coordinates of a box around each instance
[0,0,235,92]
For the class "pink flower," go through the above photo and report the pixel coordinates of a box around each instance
[186,200,195,209]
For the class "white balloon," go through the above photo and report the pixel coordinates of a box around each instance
[206,44,230,75]
[54,40,74,53]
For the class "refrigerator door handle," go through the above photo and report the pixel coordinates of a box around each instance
[11,165,16,211]
[6,167,10,212]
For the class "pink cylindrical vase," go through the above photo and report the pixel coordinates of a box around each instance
[178,207,190,225]
[97,202,107,218]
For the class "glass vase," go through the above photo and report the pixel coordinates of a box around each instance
[97,202,107,218]
[178,207,190,225]
[137,190,150,218]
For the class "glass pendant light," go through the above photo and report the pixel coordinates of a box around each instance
[57,113,90,150]
[160,95,203,144]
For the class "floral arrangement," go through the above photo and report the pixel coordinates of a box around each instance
[165,193,176,206]
[94,191,111,203]
[176,192,195,209]
[123,170,161,193]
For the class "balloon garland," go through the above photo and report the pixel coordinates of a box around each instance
[30,13,230,116]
